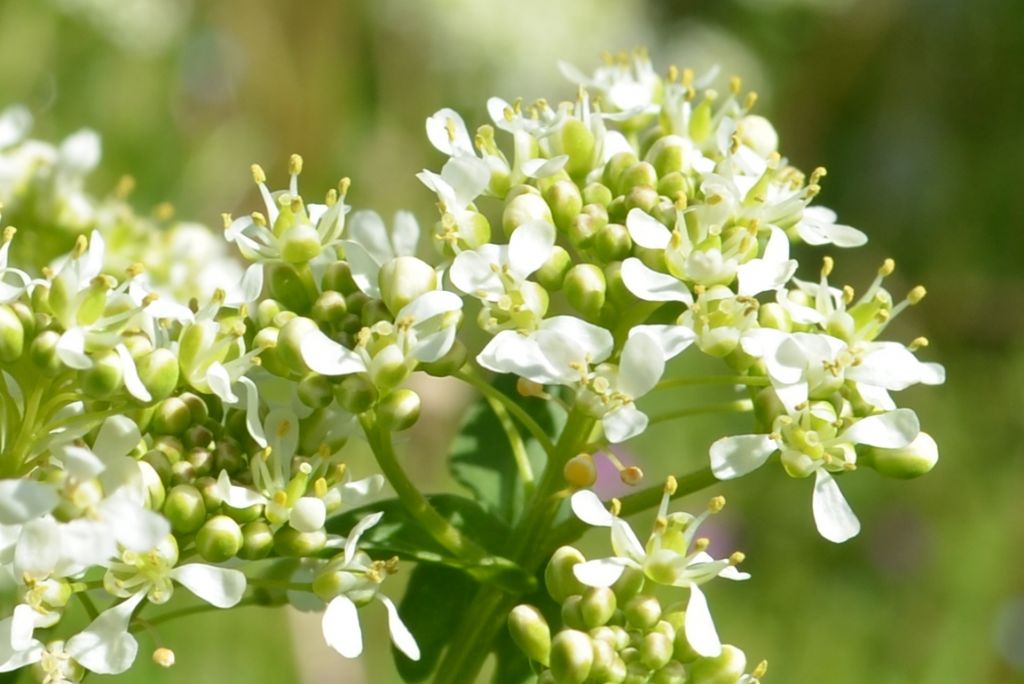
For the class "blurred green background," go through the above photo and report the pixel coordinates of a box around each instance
[0,0,1021,681]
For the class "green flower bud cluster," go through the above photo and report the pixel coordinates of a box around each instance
[509,546,766,684]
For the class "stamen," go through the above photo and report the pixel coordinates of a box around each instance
[251,163,267,184]
[708,495,726,513]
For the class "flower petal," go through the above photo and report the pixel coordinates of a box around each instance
[621,258,692,304]
[839,409,919,448]
[66,591,145,675]
[685,584,722,658]
[300,329,366,377]
[323,595,363,658]
[812,470,861,543]
[0,480,58,525]
[381,595,420,661]
[626,209,671,249]
[573,558,627,588]
[570,490,613,527]
[710,434,776,480]
[170,564,246,608]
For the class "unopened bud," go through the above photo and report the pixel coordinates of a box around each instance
[582,182,613,208]
[281,224,322,265]
[645,136,687,177]
[508,604,551,666]
[688,644,748,684]
[594,223,632,262]
[641,632,674,671]
[152,647,176,668]
[602,151,639,196]
[322,261,359,295]
[545,180,583,233]
[267,263,313,312]
[611,565,646,604]
[163,484,207,534]
[421,339,468,377]
[196,515,244,563]
[239,521,274,560]
[738,115,779,157]
[624,594,662,630]
[503,190,553,237]
[277,316,320,373]
[81,350,123,399]
[0,305,24,363]
[137,349,180,402]
[565,264,606,320]
[334,374,378,414]
[549,630,594,684]
[580,586,617,629]
[152,397,191,436]
[561,118,597,179]
[369,344,411,390]
[545,546,587,602]
[377,389,421,431]
[297,373,334,409]
[864,431,938,479]
[311,290,348,327]
[563,453,597,489]
[273,526,327,557]
[379,256,437,316]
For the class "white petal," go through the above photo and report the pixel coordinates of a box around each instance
[0,481,58,524]
[618,332,664,398]
[710,434,776,480]
[450,249,504,298]
[290,497,327,533]
[340,240,382,298]
[508,221,556,279]
[59,129,101,173]
[477,331,560,385]
[570,490,613,527]
[170,564,247,608]
[93,415,141,460]
[685,584,722,657]
[340,474,385,505]
[66,592,145,675]
[737,256,797,297]
[425,108,473,157]
[0,104,32,147]
[103,498,169,552]
[626,209,671,249]
[395,290,463,325]
[206,363,238,403]
[349,210,394,264]
[15,517,61,578]
[839,409,919,448]
[521,155,568,179]
[621,258,692,304]
[381,595,420,661]
[238,377,267,449]
[56,328,91,370]
[240,263,264,303]
[323,595,363,658]
[217,470,266,509]
[442,156,490,207]
[391,211,421,258]
[812,470,860,543]
[539,316,614,362]
[344,511,384,566]
[58,445,106,479]
[602,405,649,443]
[610,518,647,562]
[573,558,627,588]
[300,329,366,377]
[629,324,695,361]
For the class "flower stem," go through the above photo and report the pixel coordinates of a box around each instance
[360,412,486,562]
[654,374,770,391]
[455,369,556,457]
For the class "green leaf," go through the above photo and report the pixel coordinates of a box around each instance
[393,563,476,682]
[449,374,563,524]
[327,494,535,593]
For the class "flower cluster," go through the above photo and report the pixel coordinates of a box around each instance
[0,49,942,683]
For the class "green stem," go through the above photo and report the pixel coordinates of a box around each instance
[654,374,770,391]
[360,413,486,562]
[455,369,556,457]
[481,392,535,492]
[648,399,753,425]
[138,597,262,628]
[3,379,49,475]
[431,408,595,684]
[76,592,99,621]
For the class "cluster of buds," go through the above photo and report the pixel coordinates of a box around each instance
[0,48,943,683]
[509,481,765,683]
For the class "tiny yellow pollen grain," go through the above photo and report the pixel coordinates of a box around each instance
[842,285,855,304]
[879,258,896,276]
[744,91,759,110]
[753,660,769,677]
[338,177,351,196]
[289,153,304,175]
[664,475,678,496]
[709,495,726,513]
[910,336,929,350]
[251,163,267,184]
[694,537,710,551]
[73,234,88,257]
[822,255,834,277]
[729,551,746,565]
[907,285,927,304]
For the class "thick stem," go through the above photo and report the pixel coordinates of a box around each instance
[360,413,486,562]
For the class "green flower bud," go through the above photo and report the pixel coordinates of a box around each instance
[549,630,594,684]
[561,595,585,630]
[82,351,123,399]
[503,191,553,237]
[758,302,791,332]
[595,223,633,262]
[345,291,370,317]
[568,213,601,251]
[142,449,173,484]
[545,546,587,602]
[657,172,689,199]
[607,195,627,223]
[136,349,180,402]
[863,432,938,479]
[688,645,747,684]
[361,299,392,327]
[239,521,274,560]
[268,263,313,313]
[213,439,245,475]
[561,118,597,180]
[322,261,359,295]
[187,448,215,477]
[580,586,617,629]
[589,638,623,682]
[257,299,285,329]
[184,422,214,449]
[170,459,197,486]
[565,264,606,320]
[334,374,378,414]
[650,661,687,684]
[508,604,551,666]
[582,182,613,208]
[619,162,658,194]
[641,632,674,671]
[196,515,244,563]
[153,435,184,464]
[421,339,468,377]
[139,460,166,511]
[544,180,583,233]
[624,594,661,630]
[277,316,319,373]
[152,397,192,436]
[534,246,573,291]
[311,290,348,327]
[645,136,687,177]
[369,344,412,390]
[624,186,659,215]
[30,330,63,375]
[377,389,421,431]
[379,256,437,316]
[298,373,334,409]
[223,500,262,524]
[603,152,639,196]
[281,224,323,265]
[163,484,207,534]
[273,526,327,557]
[0,305,24,363]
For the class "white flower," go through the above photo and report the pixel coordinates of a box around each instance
[710,403,921,542]
[570,484,748,657]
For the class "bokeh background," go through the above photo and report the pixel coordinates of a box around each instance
[0,0,1021,681]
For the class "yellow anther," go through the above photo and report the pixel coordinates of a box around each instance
[620,466,644,486]
[809,166,827,185]
[821,256,834,277]
[2,226,15,243]
[142,293,159,307]
[729,551,746,565]
[907,285,927,304]
[289,153,304,175]
[744,91,759,110]
[909,336,929,351]
[73,234,89,257]
[842,285,855,304]
[324,188,338,207]
[609,498,622,516]
[251,211,267,226]
[729,75,742,95]
[152,647,176,668]
[516,377,547,398]
[290,197,303,213]
[753,660,768,677]
[272,490,288,506]
[664,475,678,496]
[682,67,694,86]
[221,213,233,229]
[694,537,710,551]
[338,177,351,196]
[503,106,515,122]
[314,477,328,498]
[154,202,175,221]
[708,495,726,513]
[251,163,267,184]
[667,64,680,82]
[879,258,895,276]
